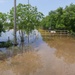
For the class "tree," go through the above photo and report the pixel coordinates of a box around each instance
[0,12,6,36]
[8,3,44,43]
[64,3,75,32]
[41,3,75,33]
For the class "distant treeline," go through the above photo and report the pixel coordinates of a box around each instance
[40,3,75,33]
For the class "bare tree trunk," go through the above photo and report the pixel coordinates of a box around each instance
[14,0,17,46]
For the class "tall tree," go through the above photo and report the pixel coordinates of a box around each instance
[8,3,44,43]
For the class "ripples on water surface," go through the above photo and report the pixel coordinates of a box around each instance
[0,30,75,75]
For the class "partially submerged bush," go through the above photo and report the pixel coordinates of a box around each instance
[0,41,13,48]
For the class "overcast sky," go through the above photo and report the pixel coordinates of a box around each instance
[0,0,75,16]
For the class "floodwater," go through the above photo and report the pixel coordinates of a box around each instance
[0,30,75,75]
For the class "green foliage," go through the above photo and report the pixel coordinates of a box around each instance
[41,3,75,33]
[56,24,65,30]
[0,12,6,35]
[8,3,44,34]
[0,41,13,48]
[0,22,4,36]
[6,3,44,43]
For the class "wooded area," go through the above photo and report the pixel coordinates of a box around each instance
[0,3,75,42]
[41,3,75,34]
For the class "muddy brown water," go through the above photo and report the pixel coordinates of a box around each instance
[0,32,75,75]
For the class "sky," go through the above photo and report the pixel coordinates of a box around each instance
[0,0,75,16]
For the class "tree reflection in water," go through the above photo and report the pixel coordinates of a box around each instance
[43,35,75,64]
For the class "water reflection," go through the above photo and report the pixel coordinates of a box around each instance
[43,35,75,63]
[0,51,42,75]
[0,30,75,75]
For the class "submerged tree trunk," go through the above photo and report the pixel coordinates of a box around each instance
[28,33,29,44]
[21,30,24,52]
[19,30,25,52]
[21,31,24,42]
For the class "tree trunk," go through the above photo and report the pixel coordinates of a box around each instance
[14,0,17,46]
[28,34,29,44]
